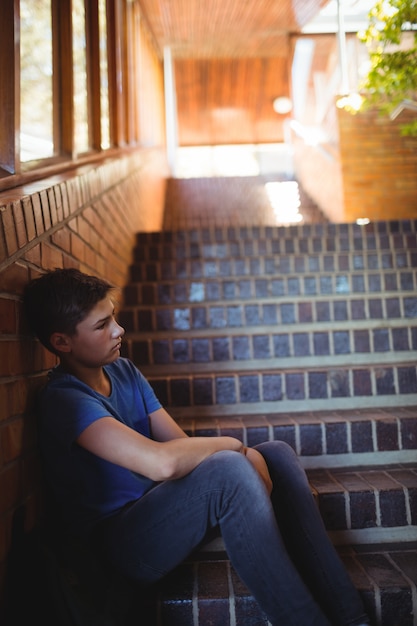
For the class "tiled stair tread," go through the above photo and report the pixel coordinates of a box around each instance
[155,543,417,626]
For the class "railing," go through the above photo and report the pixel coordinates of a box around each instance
[389,99,417,120]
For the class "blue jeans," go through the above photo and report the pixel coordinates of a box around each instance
[96,441,368,626]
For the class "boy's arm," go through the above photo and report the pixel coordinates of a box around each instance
[148,408,273,493]
[76,415,244,482]
[148,407,189,441]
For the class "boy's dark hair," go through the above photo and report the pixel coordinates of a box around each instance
[23,268,114,354]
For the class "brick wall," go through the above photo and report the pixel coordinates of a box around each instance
[338,106,417,222]
[0,147,169,613]
[292,106,417,223]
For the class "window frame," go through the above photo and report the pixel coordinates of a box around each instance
[0,0,160,194]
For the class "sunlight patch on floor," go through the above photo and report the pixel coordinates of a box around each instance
[265,181,303,225]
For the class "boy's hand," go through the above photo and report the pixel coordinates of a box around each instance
[243,447,273,496]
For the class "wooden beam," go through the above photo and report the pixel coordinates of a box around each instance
[0,0,19,174]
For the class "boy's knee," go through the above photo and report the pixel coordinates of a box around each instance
[255,441,307,481]
[211,449,250,471]
[255,440,297,463]
[202,449,259,486]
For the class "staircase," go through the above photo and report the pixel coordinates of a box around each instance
[120,220,417,626]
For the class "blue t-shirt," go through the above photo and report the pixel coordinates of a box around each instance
[38,357,162,536]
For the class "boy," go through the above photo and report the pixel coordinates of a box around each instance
[23,268,370,626]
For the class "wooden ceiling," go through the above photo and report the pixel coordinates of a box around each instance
[139,0,331,58]
[137,0,334,146]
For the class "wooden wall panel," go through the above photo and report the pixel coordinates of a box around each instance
[175,55,291,146]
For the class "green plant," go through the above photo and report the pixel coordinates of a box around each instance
[358,0,417,135]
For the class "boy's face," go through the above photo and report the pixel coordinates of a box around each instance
[58,296,125,368]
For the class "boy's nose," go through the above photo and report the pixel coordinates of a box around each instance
[113,321,125,337]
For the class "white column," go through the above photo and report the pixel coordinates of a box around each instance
[163,46,178,177]
[337,0,349,95]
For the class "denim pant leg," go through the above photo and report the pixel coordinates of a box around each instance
[97,449,333,626]
[255,441,369,626]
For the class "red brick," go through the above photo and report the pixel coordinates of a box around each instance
[23,242,41,266]
[39,190,51,230]
[31,193,45,236]
[48,187,58,226]
[0,263,29,294]
[2,418,27,463]
[1,204,18,256]
[59,182,70,218]
[22,196,36,242]
[0,221,6,264]
[54,185,64,222]
[51,227,71,253]
[0,385,8,423]
[0,462,21,514]
[40,241,63,270]
[0,298,17,335]
[70,232,86,261]
[12,200,27,248]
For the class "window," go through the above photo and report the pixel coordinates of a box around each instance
[0,0,165,189]
[72,0,89,154]
[99,0,110,149]
[20,0,54,162]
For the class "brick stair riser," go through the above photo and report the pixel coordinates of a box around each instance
[119,294,417,333]
[133,234,417,260]
[130,248,417,280]
[140,365,417,414]
[173,410,417,471]
[134,237,417,259]
[308,466,417,536]
[122,326,417,367]
[136,220,417,242]
[124,271,417,307]
[135,221,417,247]
[176,409,417,452]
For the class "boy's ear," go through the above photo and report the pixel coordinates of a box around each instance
[50,332,72,354]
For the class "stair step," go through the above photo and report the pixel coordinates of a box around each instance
[308,464,417,543]
[130,247,417,281]
[122,221,417,625]
[133,233,417,260]
[122,325,417,368]
[135,220,417,248]
[123,273,417,308]
[174,408,417,462]
[119,294,417,334]
[175,412,417,546]
[154,543,417,626]
[140,365,417,416]
[172,409,417,474]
